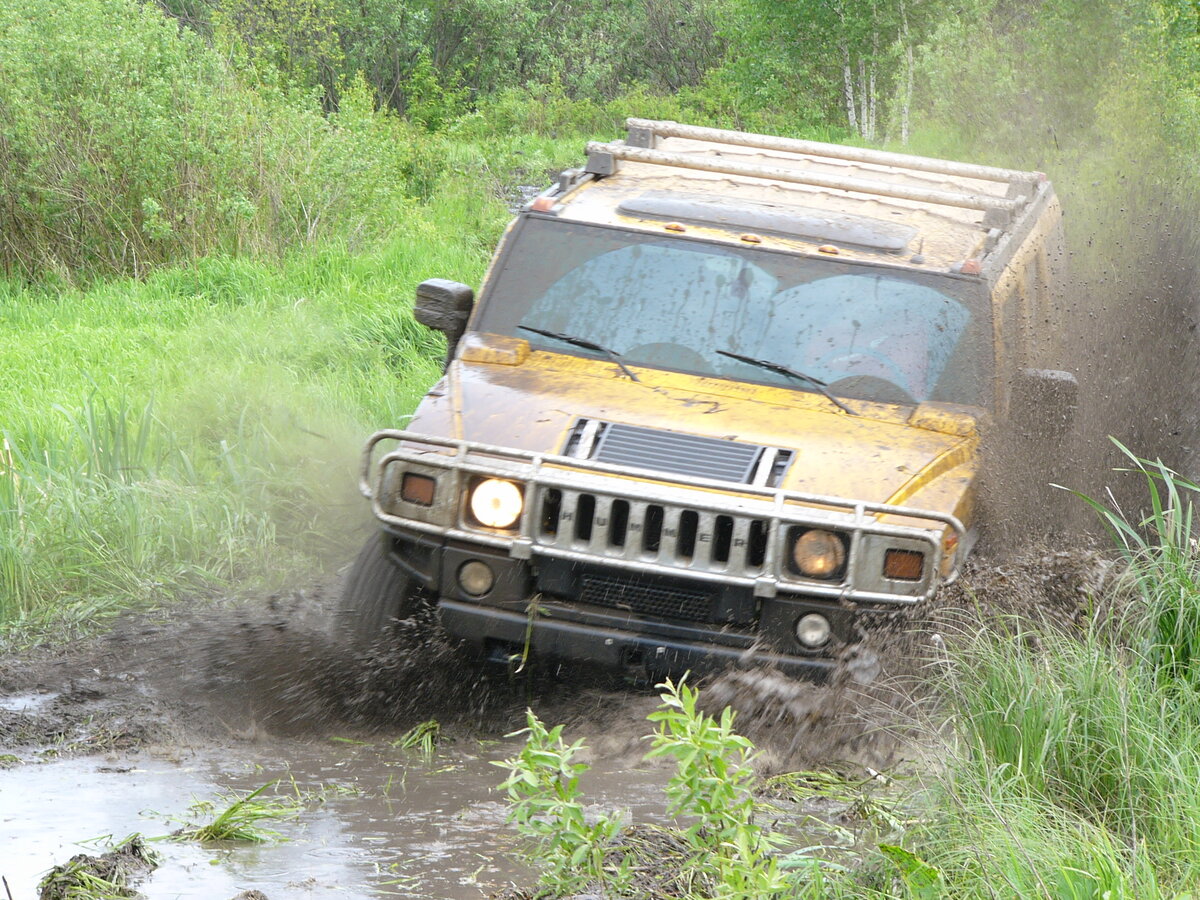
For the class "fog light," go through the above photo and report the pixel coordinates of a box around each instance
[458,560,495,597]
[795,613,832,648]
[469,478,524,529]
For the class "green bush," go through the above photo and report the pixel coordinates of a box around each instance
[0,0,435,279]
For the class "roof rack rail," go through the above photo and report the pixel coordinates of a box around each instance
[623,118,1040,187]
[585,141,1023,217]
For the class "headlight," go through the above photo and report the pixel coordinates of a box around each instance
[469,479,524,529]
[791,529,847,579]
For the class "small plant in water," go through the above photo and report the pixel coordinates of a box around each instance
[394,718,441,760]
[38,833,158,900]
[497,678,825,899]
[496,711,628,896]
[646,678,791,898]
[173,781,299,843]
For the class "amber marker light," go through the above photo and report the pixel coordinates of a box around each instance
[884,548,925,581]
[400,473,436,506]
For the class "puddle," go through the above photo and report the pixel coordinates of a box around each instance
[0,736,668,898]
[0,692,58,713]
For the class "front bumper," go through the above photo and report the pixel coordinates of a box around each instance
[381,526,897,677]
[439,598,837,679]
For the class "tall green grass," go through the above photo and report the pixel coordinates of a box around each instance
[0,194,507,636]
[899,449,1200,897]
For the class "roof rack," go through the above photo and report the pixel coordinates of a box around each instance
[585,118,1044,225]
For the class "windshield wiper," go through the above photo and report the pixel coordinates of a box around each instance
[518,325,640,383]
[716,349,858,416]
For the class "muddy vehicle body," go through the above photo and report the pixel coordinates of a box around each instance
[347,118,1076,678]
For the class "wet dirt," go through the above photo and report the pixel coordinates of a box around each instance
[0,545,1112,898]
[0,584,675,897]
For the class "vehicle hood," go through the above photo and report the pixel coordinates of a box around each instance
[408,350,979,511]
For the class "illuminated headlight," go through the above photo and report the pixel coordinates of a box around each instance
[469,479,524,529]
[795,613,832,648]
[791,529,847,579]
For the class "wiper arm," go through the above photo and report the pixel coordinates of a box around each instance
[518,325,640,383]
[716,349,858,416]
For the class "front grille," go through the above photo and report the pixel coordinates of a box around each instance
[579,573,716,622]
[537,488,771,576]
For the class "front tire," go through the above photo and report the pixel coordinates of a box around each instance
[338,534,425,651]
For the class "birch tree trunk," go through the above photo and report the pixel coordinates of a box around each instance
[842,42,858,135]
[858,57,868,137]
[899,0,912,144]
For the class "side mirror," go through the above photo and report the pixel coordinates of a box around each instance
[414,279,474,364]
[1011,368,1078,439]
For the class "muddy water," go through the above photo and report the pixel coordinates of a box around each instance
[1,736,668,898]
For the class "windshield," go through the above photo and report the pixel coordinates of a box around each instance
[475,218,992,406]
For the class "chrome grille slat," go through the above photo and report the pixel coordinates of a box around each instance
[627,501,650,561]
[657,507,681,562]
[559,489,584,547]
[731,517,756,572]
[692,511,716,569]
[590,495,614,555]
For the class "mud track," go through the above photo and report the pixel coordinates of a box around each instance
[0,547,1114,897]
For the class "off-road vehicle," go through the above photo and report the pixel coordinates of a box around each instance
[345,118,1076,678]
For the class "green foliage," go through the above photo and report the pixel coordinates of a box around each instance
[0,0,440,279]
[175,782,301,842]
[1064,440,1200,690]
[497,711,628,896]
[395,719,442,761]
[908,0,1200,175]
[495,680,856,899]
[0,222,472,635]
[897,453,1200,897]
[645,678,791,898]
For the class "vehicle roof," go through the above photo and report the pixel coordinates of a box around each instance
[532,119,1054,276]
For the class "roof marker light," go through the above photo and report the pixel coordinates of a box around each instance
[817,244,840,255]
[530,196,557,212]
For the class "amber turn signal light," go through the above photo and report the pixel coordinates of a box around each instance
[883,548,924,581]
[400,473,436,506]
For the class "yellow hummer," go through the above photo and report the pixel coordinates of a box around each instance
[346,119,1076,678]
